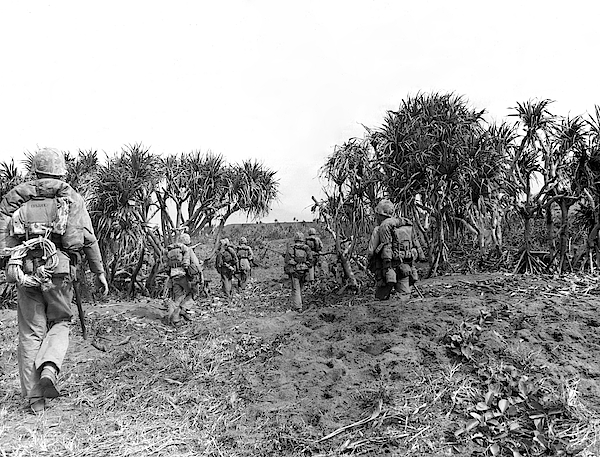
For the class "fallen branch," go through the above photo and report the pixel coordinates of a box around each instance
[316,399,383,443]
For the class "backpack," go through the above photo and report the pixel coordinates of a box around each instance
[222,247,236,265]
[392,224,413,261]
[167,244,186,278]
[10,196,71,240]
[167,244,184,267]
[292,244,309,272]
[237,246,249,259]
[306,237,317,251]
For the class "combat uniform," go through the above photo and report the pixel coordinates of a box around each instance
[215,239,238,297]
[367,200,425,300]
[306,228,325,281]
[0,148,108,414]
[236,237,254,289]
[284,232,313,310]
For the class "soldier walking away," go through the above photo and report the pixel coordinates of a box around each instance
[0,148,109,414]
[284,232,313,311]
[236,237,254,289]
[306,227,325,281]
[367,199,425,300]
[215,238,238,298]
[164,232,201,326]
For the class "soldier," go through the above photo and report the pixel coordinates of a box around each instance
[284,231,313,310]
[367,199,425,300]
[180,233,203,299]
[0,148,109,414]
[305,227,325,281]
[235,236,254,289]
[215,238,238,297]
[164,232,201,325]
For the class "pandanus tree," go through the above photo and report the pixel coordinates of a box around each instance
[0,159,24,200]
[157,151,279,251]
[579,105,600,270]
[546,115,587,272]
[64,149,100,199]
[458,122,516,257]
[88,144,164,296]
[314,136,382,290]
[507,99,555,273]
[373,92,486,276]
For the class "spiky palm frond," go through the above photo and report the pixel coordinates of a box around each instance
[0,159,24,199]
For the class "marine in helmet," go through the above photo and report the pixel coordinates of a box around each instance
[305,227,325,281]
[367,199,425,300]
[0,147,109,414]
[235,236,254,289]
[284,231,313,310]
[215,238,238,297]
[164,230,203,325]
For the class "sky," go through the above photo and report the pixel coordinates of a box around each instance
[1,1,599,223]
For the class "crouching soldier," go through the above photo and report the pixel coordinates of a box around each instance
[236,237,254,289]
[215,238,238,298]
[284,232,313,310]
[0,148,109,414]
[367,199,425,300]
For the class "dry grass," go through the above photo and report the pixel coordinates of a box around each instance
[1,270,600,456]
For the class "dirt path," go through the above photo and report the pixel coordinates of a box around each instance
[1,272,599,456]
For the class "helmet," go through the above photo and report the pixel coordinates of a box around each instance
[220,238,230,246]
[294,231,305,242]
[308,228,317,236]
[32,148,67,177]
[240,237,247,244]
[179,233,191,245]
[375,199,394,217]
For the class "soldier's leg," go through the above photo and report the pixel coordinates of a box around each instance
[37,276,73,377]
[222,272,233,297]
[17,285,47,402]
[374,267,393,300]
[291,275,302,309]
[170,279,188,324]
[239,271,248,289]
[396,264,411,294]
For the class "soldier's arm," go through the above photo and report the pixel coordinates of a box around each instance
[367,226,380,259]
[74,194,109,294]
[181,244,191,268]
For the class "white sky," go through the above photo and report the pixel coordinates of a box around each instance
[1,1,598,223]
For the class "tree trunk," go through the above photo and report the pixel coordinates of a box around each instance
[545,204,555,267]
[128,246,145,299]
[558,199,571,273]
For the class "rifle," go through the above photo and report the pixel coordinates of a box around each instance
[71,252,87,340]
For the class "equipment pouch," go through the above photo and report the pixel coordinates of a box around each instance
[53,250,71,276]
[170,266,186,278]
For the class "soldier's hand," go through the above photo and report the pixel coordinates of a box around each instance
[96,272,109,296]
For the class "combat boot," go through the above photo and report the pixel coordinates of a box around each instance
[40,364,60,398]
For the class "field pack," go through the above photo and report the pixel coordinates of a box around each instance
[292,244,309,272]
[222,247,236,265]
[237,246,250,259]
[392,224,414,262]
[10,197,71,239]
[167,244,186,278]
